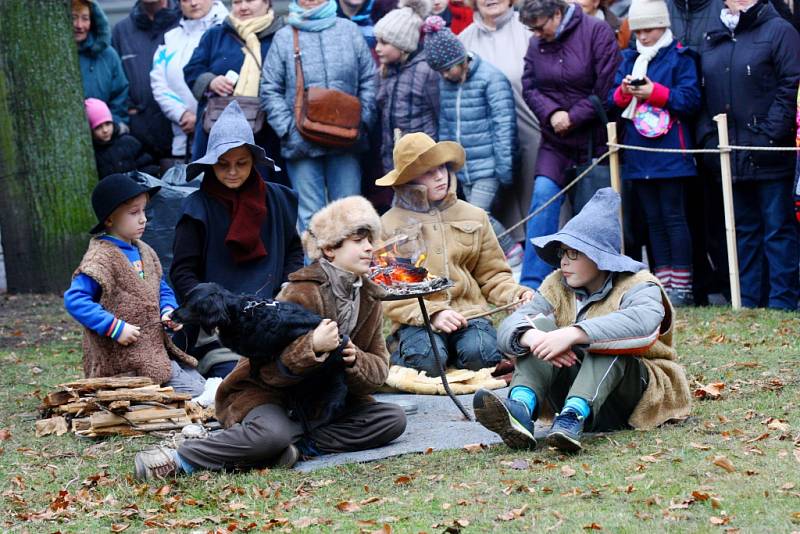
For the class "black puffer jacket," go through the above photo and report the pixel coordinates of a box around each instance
[376,51,440,173]
[698,0,800,182]
[93,125,158,179]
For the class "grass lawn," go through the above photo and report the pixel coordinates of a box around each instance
[0,294,798,533]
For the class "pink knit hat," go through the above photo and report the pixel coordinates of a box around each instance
[84,98,113,129]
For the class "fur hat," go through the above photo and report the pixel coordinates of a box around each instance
[302,196,382,260]
[627,0,671,30]
[374,0,433,53]
[422,15,467,71]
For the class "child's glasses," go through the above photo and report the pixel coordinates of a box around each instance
[556,248,580,261]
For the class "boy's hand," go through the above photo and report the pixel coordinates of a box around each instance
[529,326,588,363]
[431,310,468,333]
[312,319,340,353]
[342,339,357,366]
[520,327,547,350]
[161,309,183,331]
[117,323,141,346]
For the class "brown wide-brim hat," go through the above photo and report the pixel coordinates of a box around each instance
[375,132,465,187]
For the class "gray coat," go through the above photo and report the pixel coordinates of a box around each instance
[497,274,664,357]
[260,19,377,160]
[377,51,440,174]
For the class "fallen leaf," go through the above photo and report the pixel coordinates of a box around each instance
[694,382,725,400]
[510,458,529,470]
[766,419,790,432]
[709,516,729,525]
[155,485,171,496]
[794,448,800,464]
[692,491,710,501]
[712,455,736,473]
[360,496,383,505]
[640,455,660,463]
[745,433,770,443]
[462,443,485,453]
[583,523,603,530]
[336,500,361,513]
[0,429,11,441]
[780,482,795,490]
[424,447,433,454]
[561,465,576,478]
[370,525,392,534]
[690,442,712,450]
[394,475,412,485]
[110,524,130,532]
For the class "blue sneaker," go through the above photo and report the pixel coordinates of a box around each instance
[473,388,537,450]
[546,410,585,452]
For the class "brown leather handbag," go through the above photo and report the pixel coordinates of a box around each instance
[292,28,361,148]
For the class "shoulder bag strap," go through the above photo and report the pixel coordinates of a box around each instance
[293,28,306,110]
[585,94,610,160]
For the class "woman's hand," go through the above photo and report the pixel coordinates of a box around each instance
[179,110,197,134]
[312,318,340,353]
[431,309,468,333]
[209,75,234,96]
[117,323,141,346]
[342,339,357,366]
[550,110,572,134]
[161,309,183,331]
[625,75,654,100]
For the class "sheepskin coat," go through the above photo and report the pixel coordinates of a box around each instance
[75,238,197,383]
[214,262,390,428]
[380,174,529,333]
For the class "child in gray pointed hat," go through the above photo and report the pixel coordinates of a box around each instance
[473,188,691,453]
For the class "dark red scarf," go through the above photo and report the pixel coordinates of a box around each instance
[201,171,268,263]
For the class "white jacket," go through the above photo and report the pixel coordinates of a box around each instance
[150,1,228,156]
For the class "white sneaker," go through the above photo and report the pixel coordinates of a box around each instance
[191,377,222,407]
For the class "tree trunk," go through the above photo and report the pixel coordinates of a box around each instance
[0,0,97,293]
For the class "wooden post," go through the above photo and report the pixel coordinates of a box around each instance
[713,113,742,310]
[607,122,624,254]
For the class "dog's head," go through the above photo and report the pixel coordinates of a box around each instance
[172,283,235,331]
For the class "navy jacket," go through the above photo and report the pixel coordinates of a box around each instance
[112,1,181,156]
[78,2,129,125]
[698,0,800,182]
[609,40,700,179]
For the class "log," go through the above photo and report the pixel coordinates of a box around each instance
[53,400,100,415]
[108,400,130,412]
[72,418,92,432]
[89,408,189,429]
[57,377,155,392]
[42,390,80,407]
[95,388,192,403]
[35,416,69,437]
[77,418,193,437]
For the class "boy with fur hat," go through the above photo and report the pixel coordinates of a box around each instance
[374,0,440,175]
[473,188,692,452]
[377,132,532,377]
[64,173,204,395]
[133,196,406,480]
[422,16,521,262]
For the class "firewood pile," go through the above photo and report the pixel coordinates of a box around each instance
[36,377,214,438]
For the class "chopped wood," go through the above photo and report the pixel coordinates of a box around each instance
[76,418,193,437]
[42,390,80,407]
[95,388,192,403]
[108,400,130,412]
[57,377,155,392]
[90,408,188,429]
[53,400,100,415]
[72,418,92,432]
[35,416,69,437]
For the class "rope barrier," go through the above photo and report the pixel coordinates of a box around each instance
[608,142,800,154]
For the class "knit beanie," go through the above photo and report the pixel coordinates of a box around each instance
[84,98,113,129]
[422,16,466,71]
[374,0,433,53]
[627,0,671,30]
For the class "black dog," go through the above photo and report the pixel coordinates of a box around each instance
[172,283,350,430]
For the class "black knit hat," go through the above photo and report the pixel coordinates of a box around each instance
[89,173,160,234]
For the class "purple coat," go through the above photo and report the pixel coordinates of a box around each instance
[521,7,619,186]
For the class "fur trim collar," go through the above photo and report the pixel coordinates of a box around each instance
[288,262,385,299]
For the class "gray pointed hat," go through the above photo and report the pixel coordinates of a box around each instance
[532,187,646,273]
[185,100,278,181]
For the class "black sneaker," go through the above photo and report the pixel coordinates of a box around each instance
[473,388,537,450]
[546,410,584,452]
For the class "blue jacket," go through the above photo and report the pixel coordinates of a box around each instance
[260,18,377,160]
[78,2,130,125]
[438,53,517,185]
[609,40,701,180]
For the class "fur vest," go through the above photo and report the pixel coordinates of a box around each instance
[214,262,390,428]
[539,269,692,429]
[75,238,197,384]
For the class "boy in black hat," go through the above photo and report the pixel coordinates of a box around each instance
[64,173,205,395]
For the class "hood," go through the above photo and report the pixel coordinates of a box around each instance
[131,0,181,32]
[79,1,112,57]
[222,12,286,39]
[387,49,426,75]
[391,170,458,213]
[180,1,229,30]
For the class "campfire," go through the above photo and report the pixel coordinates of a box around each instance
[370,235,452,300]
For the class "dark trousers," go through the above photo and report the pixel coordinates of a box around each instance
[391,319,502,378]
[510,353,649,432]
[687,172,729,304]
[178,402,406,471]
[732,179,799,310]
[633,178,692,272]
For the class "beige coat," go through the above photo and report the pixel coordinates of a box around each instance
[381,174,529,332]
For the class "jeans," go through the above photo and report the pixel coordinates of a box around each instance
[391,319,502,377]
[632,178,692,272]
[164,360,206,397]
[286,154,362,232]
[732,179,799,310]
[520,176,563,289]
[461,179,515,253]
